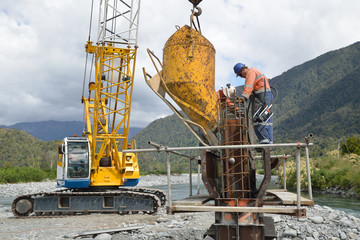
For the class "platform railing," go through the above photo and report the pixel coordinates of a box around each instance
[276,134,313,202]
[123,140,313,214]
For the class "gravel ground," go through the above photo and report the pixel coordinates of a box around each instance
[0,175,360,239]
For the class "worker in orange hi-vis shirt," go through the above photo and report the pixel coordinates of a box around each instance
[233,62,274,144]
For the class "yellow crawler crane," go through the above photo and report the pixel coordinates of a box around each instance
[12,0,166,217]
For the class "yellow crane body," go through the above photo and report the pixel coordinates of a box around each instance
[84,42,139,187]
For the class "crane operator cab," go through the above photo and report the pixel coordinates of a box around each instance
[57,137,91,189]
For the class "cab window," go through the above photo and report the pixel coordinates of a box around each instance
[67,142,89,178]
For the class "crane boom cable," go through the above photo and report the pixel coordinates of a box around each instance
[82,0,95,135]
[107,0,118,131]
[88,0,95,42]
[82,53,89,101]
[82,0,95,100]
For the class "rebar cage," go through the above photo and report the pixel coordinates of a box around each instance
[218,96,255,199]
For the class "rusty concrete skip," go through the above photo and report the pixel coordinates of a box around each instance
[162,25,219,135]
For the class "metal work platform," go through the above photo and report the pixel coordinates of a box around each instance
[264,189,314,206]
[171,189,313,215]
[124,139,315,239]
[173,194,212,206]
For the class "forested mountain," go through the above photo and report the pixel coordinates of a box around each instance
[1,120,143,141]
[1,121,83,141]
[0,128,58,169]
[271,41,360,141]
[134,114,197,173]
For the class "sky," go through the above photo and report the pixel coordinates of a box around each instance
[0,0,359,127]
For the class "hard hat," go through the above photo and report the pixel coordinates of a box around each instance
[233,63,245,76]
[226,83,231,87]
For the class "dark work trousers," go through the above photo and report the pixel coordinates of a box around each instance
[253,91,274,144]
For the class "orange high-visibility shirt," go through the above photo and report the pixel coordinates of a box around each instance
[242,68,270,99]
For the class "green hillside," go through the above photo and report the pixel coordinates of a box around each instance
[271,41,360,141]
[0,127,58,169]
[134,114,198,174]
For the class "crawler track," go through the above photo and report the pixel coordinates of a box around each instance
[12,188,166,217]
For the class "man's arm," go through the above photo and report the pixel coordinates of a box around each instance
[242,70,256,100]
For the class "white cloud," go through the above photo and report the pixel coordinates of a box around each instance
[0,0,359,127]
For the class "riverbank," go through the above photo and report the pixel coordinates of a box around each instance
[277,152,360,201]
[316,186,360,199]
[0,175,359,239]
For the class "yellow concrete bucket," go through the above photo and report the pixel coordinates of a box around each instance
[162,25,219,137]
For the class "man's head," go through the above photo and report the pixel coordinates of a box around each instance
[226,83,231,88]
[233,62,247,78]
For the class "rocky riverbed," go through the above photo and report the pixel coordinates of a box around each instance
[0,175,359,239]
